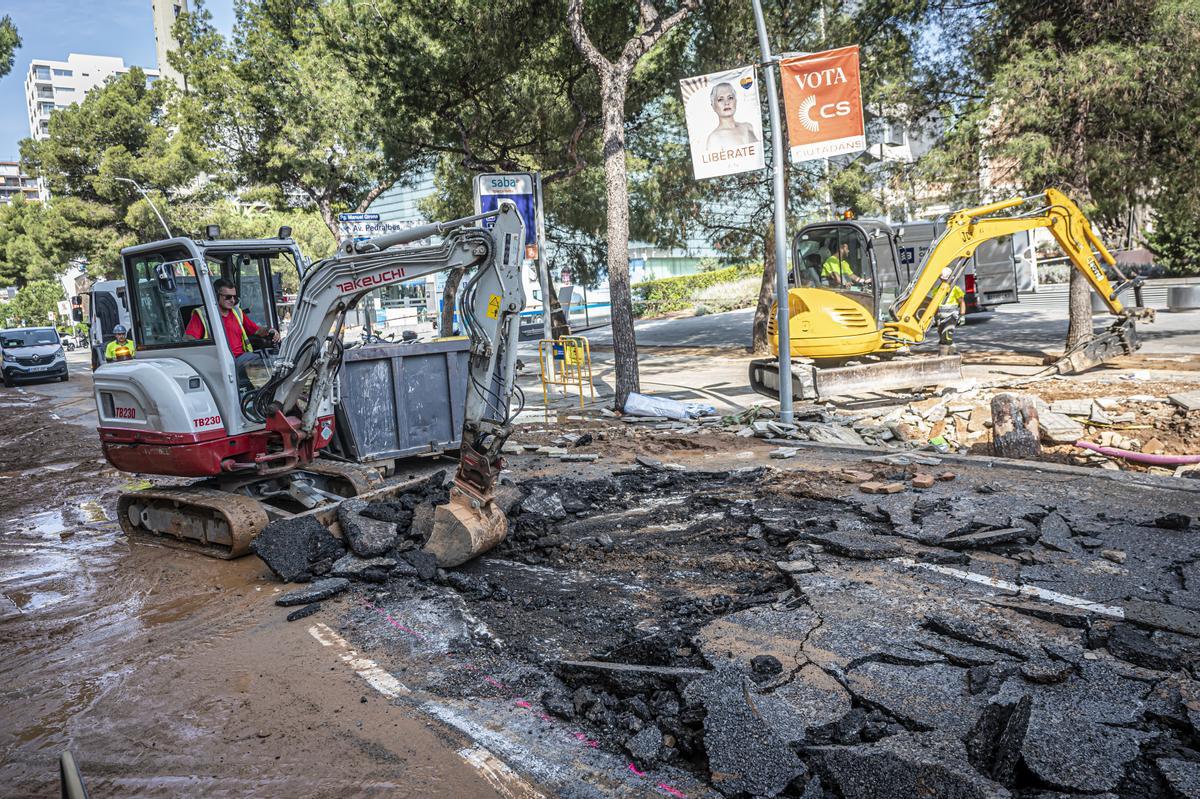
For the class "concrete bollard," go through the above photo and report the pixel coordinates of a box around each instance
[1167,285,1200,311]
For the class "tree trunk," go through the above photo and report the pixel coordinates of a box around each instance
[750,226,777,354]
[600,75,639,410]
[1064,267,1093,350]
[440,267,464,336]
[1064,112,1093,353]
[318,199,339,242]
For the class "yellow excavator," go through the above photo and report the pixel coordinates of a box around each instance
[749,189,1154,401]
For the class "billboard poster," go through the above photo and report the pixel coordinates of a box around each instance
[473,173,538,248]
[780,46,866,162]
[679,66,765,180]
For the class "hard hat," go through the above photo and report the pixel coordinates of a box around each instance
[113,324,127,334]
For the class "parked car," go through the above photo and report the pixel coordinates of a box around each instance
[1,327,69,386]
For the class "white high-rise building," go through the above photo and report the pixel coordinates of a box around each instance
[151,0,188,87]
[24,54,160,142]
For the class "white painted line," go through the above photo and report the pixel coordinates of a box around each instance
[309,623,545,797]
[308,622,410,697]
[893,558,1126,619]
[458,746,547,799]
[422,702,563,792]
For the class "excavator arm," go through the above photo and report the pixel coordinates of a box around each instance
[884,189,1149,364]
[245,201,528,565]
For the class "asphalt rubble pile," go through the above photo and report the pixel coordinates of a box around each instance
[251,470,452,616]
[253,461,1200,798]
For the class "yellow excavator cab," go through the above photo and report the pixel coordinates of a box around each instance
[768,218,898,359]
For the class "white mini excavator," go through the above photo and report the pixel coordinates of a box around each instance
[93,202,528,566]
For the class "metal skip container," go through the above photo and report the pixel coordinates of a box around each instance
[333,338,471,463]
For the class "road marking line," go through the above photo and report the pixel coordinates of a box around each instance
[893,557,1126,618]
[308,622,410,696]
[458,746,547,799]
[309,623,548,796]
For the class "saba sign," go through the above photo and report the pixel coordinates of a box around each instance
[473,172,539,249]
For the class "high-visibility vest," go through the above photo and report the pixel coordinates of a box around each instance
[191,306,253,353]
[940,285,966,308]
[105,338,136,361]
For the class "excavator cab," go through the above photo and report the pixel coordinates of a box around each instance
[774,220,906,359]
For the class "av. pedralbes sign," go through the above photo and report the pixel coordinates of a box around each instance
[780,46,866,162]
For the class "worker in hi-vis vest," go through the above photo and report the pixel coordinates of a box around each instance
[935,283,967,355]
[104,324,136,362]
[185,278,280,387]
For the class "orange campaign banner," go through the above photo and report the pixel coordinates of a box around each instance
[780,45,866,162]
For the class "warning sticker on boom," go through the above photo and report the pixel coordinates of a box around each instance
[486,294,502,319]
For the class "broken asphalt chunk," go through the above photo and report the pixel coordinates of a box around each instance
[810,731,1010,799]
[338,499,398,557]
[1154,512,1192,530]
[815,531,904,560]
[943,527,1031,550]
[275,577,350,606]
[683,668,807,798]
[251,515,345,583]
[1106,623,1180,671]
[285,602,322,622]
[1157,758,1200,798]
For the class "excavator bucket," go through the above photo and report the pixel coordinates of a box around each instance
[425,489,508,568]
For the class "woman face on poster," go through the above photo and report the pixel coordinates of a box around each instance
[705,82,759,151]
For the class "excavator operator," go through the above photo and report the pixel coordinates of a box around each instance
[822,242,866,288]
[185,278,280,386]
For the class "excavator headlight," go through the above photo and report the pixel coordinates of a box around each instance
[205,224,221,240]
[278,226,292,240]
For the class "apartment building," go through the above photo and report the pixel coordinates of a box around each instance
[0,162,39,205]
[24,54,160,142]
[151,0,188,87]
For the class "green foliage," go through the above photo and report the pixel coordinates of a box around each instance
[3,281,64,328]
[19,69,216,275]
[0,15,19,81]
[0,197,72,287]
[1147,210,1200,277]
[172,0,397,235]
[919,0,1200,227]
[632,264,757,316]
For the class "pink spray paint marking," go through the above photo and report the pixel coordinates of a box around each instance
[358,601,688,797]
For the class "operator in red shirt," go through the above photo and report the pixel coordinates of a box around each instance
[185,278,280,386]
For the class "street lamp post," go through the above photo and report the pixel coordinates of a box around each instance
[113,177,172,239]
[751,0,794,424]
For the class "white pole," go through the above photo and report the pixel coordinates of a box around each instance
[751,0,793,423]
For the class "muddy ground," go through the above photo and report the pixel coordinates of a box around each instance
[3,388,1200,798]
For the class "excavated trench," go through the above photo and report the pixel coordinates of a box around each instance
[254,464,1200,799]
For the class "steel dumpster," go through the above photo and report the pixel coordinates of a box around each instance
[333,338,471,462]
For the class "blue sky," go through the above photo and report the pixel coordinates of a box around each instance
[0,0,234,160]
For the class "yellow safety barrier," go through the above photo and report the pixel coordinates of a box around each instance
[538,336,595,413]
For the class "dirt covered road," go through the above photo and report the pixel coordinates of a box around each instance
[3,384,1200,798]
[0,391,508,797]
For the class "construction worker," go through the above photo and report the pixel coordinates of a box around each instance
[185,278,280,386]
[104,324,136,362]
[822,242,865,288]
[935,283,967,355]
